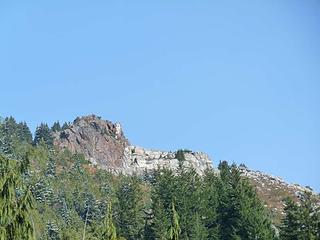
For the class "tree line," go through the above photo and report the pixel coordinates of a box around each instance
[0,116,319,239]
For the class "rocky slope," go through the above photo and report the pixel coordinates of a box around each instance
[239,167,319,223]
[53,115,212,174]
[53,115,319,221]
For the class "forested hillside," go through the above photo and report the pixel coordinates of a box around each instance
[0,116,319,239]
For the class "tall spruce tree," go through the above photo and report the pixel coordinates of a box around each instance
[168,202,181,240]
[33,123,53,146]
[280,197,302,240]
[51,121,61,132]
[217,162,275,240]
[280,192,320,240]
[102,201,117,240]
[116,176,144,240]
[202,169,219,239]
[0,155,35,240]
[150,197,170,240]
[17,121,32,144]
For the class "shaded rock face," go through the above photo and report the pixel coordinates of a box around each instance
[53,115,129,171]
[53,115,213,174]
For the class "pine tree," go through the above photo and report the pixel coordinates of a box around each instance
[299,191,320,239]
[46,157,56,178]
[51,121,61,132]
[202,169,219,239]
[46,221,60,240]
[102,201,117,240]
[61,122,70,130]
[280,192,320,240]
[116,176,144,240]
[17,121,32,144]
[150,198,170,240]
[189,213,208,240]
[31,177,54,205]
[0,118,16,158]
[0,155,35,240]
[33,123,53,146]
[280,197,303,240]
[168,202,181,240]
[217,162,275,240]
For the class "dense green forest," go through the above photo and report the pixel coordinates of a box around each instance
[0,116,319,239]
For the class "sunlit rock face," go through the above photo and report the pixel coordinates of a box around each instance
[122,146,212,175]
[53,115,213,174]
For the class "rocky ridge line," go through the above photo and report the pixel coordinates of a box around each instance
[53,115,212,174]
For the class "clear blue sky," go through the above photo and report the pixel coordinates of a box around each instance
[1,1,319,191]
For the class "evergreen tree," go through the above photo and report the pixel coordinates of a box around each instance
[175,150,186,168]
[168,202,181,240]
[46,157,56,178]
[51,121,61,132]
[0,118,16,158]
[202,169,219,239]
[299,191,320,239]
[280,192,320,240]
[0,155,35,240]
[150,198,170,240]
[102,201,117,240]
[189,213,208,240]
[116,176,144,240]
[33,123,53,146]
[280,197,303,240]
[32,177,54,205]
[17,121,33,144]
[46,221,60,240]
[61,122,70,130]
[217,163,275,240]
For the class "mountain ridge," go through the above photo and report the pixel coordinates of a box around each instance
[52,114,319,222]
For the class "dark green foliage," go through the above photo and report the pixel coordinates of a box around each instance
[46,221,60,240]
[51,121,61,132]
[0,117,32,158]
[0,154,35,240]
[116,176,144,240]
[280,192,320,240]
[46,157,56,178]
[280,198,302,240]
[168,202,181,240]
[61,122,70,130]
[217,163,275,240]
[4,116,313,240]
[34,123,53,146]
[175,150,186,165]
[101,201,117,240]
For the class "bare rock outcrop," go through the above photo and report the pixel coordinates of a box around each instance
[53,115,213,174]
[122,146,212,175]
[53,115,129,171]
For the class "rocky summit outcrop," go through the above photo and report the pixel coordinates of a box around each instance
[53,115,130,171]
[53,115,212,174]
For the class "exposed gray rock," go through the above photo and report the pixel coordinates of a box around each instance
[53,115,213,174]
[122,146,212,175]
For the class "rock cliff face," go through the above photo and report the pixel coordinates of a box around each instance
[53,115,212,174]
[53,115,130,172]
